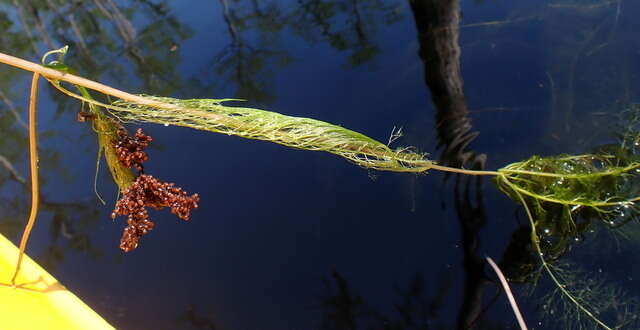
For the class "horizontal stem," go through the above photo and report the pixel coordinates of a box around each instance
[0,52,163,109]
[428,163,500,176]
[499,162,640,179]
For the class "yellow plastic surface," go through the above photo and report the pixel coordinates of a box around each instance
[0,233,114,330]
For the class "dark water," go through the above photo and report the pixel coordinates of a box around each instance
[1,1,640,329]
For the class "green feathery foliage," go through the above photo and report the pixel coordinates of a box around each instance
[48,88,436,174]
[109,96,435,173]
[492,107,640,329]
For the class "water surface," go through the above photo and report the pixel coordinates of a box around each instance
[1,1,639,329]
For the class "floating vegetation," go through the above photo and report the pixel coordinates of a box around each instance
[59,92,438,173]
[494,107,640,329]
[497,151,640,256]
[1,47,640,328]
[496,152,640,329]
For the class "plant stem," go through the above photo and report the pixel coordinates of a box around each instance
[428,163,500,176]
[10,73,41,286]
[0,52,163,110]
[511,179,613,330]
[0,51,505,177]
[486,256,528,330]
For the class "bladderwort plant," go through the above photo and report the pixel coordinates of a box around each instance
[1,46,640,329]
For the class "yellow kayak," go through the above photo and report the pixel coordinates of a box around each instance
[0,233,114,330]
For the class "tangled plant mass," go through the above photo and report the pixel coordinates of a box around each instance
[110,128,199,252]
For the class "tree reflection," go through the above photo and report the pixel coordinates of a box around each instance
[212,0,291,103]
[206,0,403,103]
[543,1,630,136]
[0,155,103,272]
[315,269,510,329]
[317,269,369,330]
[290,0,402,67]
[408,0,495,328]
[178,304,220,330]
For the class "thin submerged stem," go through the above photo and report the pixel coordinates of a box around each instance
[427,163,500,176]
[511,179,613,330]
[10,73,41,285]
[486,256,528,330]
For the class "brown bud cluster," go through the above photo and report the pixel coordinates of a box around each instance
[111,128,200,252]
[112,174,200,252]
[114,128,153,171]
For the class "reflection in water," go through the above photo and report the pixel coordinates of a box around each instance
[409,1,495,329]
[409,0,484,170]
[317,269,452,329]
[290,0,402,67]
[0,103,101,273]
[10,0,192,115]
[212,0,291,103]
[467,1,640,148]
[318,270,367,330]
[210,0,402,102]
[179,304,220,330]
[543,1,629,135]
[314,0,509,328]
[0,164,102,273]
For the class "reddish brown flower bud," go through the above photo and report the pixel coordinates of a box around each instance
[113,128,153,171]
[112,174,200,252]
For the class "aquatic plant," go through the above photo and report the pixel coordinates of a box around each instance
[37,48,201,254]
[493,108,640,329]
[110,127,199,252]
[113,128,152,172]
[1,47,638,328]
[9,72,40,285]
[496,154,640,329]
[112,173,199,252]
